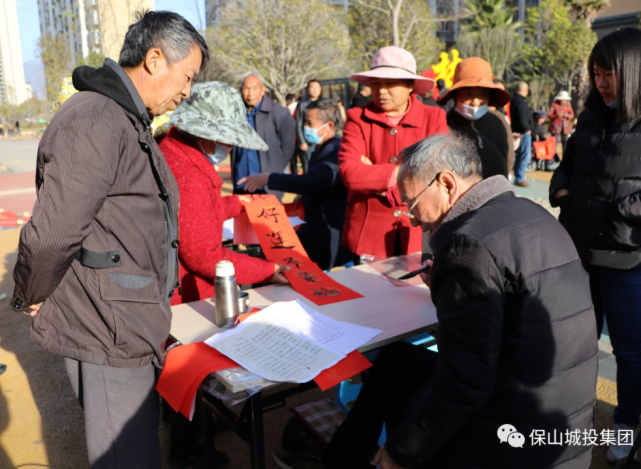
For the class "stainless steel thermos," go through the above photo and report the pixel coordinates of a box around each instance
[214,260,240,327]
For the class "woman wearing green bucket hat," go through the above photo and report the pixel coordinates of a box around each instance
[160,81,290,304]
[159,81,289,468]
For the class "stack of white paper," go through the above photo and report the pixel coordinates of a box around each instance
[205,300,381,383]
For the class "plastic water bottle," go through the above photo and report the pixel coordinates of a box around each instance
[214,260,239,328]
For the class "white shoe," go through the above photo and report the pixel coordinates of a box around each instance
[607,423,639,463]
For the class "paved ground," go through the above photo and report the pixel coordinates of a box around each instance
[0,138,39,173]
[0,139,39,222]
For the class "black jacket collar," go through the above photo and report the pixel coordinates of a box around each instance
[72,58,151,128]
[429,176,515,250]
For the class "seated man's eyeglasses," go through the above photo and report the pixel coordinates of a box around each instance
[402,171,449,219]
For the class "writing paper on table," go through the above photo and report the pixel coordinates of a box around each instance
[205,300,381,383]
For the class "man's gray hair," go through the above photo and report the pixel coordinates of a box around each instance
[240,72,265,88]
[399,133,482,183]
[119,10,209,71]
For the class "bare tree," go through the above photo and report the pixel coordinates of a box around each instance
[350,0,443,71]
[206,0,350,105]
[456,26,522,79]
[97,0,150,59]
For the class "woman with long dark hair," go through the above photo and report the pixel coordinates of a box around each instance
[550,27,641,464]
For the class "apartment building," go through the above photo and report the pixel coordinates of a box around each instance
[0,0,29,104]
[37,0,154,68]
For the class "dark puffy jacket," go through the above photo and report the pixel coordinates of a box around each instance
[550,109,641,269]
[446,109,509,179]
[510,93,533,134]
[387,176,597,469]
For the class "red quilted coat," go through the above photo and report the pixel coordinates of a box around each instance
[339,95,448,258]
[159,128,275,305]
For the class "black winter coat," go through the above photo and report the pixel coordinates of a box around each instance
[387,176,597,469]
[550,108,641,269]
[295,98,312,144]
[446,109,509,178]
[510,93,533,134]
[267,136,350,270]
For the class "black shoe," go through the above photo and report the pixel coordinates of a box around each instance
[273,450,326,469]
[166,450,229,469]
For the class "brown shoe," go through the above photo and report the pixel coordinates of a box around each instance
[514,180,530,187]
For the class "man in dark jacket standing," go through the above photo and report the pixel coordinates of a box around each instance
[11,11,208,468]
[233,72,296,199]
[324,134,597,469]
[511,81,534,186]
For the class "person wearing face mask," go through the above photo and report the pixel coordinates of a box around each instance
[294,79,324,174]
[159,81,289,468]
[436,57,511,180]
[159,81,289,305]
[338,46,448,262]
[550,27,641,465]
[238,99,351,271]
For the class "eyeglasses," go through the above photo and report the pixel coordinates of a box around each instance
[400,171,447,219]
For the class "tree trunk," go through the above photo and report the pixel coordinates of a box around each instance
[391,0,404,47]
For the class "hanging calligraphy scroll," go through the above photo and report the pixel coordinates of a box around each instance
[241,194,363,305]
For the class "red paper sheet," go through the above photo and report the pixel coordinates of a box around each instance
[283,201,305,221]
[241,196,363,305]
[156,342,238,418]
[314,350,373,391]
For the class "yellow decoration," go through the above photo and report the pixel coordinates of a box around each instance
[50,76,174,138]
[430,49,462,89]
[50,77,77,114]
[150,111,173,138]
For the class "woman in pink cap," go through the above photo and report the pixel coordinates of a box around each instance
[339,46,448,261]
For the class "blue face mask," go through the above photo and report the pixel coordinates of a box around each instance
[303,122,329,145]
[200,142,232,164]
[605,98,619,110]
[455,102,489,121]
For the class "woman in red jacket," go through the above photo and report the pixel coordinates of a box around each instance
[159,81,288,468]
[158,81,288,307]
[340,46,448,260]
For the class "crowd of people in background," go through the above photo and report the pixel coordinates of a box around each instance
[9,7,641,469]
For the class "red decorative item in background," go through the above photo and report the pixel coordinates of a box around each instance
[0,210,30,228]
[533,136,557,161]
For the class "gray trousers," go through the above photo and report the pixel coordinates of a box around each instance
[64,358,162,469]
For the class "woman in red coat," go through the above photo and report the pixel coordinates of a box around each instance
[159,81,287,307]
[340,46,448,260]
[159,81,288,467]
